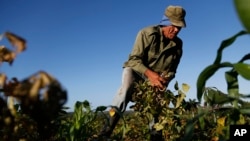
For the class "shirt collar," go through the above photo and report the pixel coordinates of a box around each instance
[159,26,165,42]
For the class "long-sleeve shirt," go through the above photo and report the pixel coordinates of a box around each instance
[123,25,183,79]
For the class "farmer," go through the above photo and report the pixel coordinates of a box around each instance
[99,5,186,140]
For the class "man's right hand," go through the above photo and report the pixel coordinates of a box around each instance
[144,69,166,89]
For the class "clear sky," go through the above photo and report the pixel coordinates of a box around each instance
[1,0,249,111]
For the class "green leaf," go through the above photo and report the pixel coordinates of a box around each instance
[197,65,219,101]
[95,106,107,112]
[82,100,90,108]
[225,70,239,108]
[181,123,194,141]
[197,62,233,102]
[234,0,250,32]
[239,53,250,63]
[204,87,234,106]
[181,110,206,141]
[214,31,248,64]
[197,30,247,102]
[240,108,250,115]
[174,81,179,90]
[234,63,250,80]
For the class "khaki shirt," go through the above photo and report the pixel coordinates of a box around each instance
[123,25,183,79]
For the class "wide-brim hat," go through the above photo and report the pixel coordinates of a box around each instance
[165,5,186,27]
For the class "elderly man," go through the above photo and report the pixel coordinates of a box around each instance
[100,5,187,140]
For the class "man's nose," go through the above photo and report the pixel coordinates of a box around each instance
[174,26,181,33]
[174,27,180,32]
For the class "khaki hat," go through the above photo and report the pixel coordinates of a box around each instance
[165,5,186,27]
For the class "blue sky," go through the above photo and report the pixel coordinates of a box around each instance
[1,0,249,111]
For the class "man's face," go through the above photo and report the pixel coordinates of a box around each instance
[162,25,182,39]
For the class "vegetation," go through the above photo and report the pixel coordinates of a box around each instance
[0,1,250,141]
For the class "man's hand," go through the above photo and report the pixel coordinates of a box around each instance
[144,69,167,89]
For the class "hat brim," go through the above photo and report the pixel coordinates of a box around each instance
[170,19,186,27]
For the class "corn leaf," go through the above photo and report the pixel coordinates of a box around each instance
[233,63,250,80]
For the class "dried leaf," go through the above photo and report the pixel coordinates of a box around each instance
[29,78,41,101]
[4,78,20,96]
[0,73,7,87]
[7,96,17,115]
[237,114,246,124]
[5,32,26,53]
[109,108,116,117]
[28,71,55,101]
[182,83,190,93]
[39,71,55,87]
[211,136,219,141]
[217,116,226,126]
[153,123,164,131]
[0,46,16,65]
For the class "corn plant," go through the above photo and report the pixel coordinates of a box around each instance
[183,1,250,140]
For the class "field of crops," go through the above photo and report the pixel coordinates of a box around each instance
[1,1,250,140]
